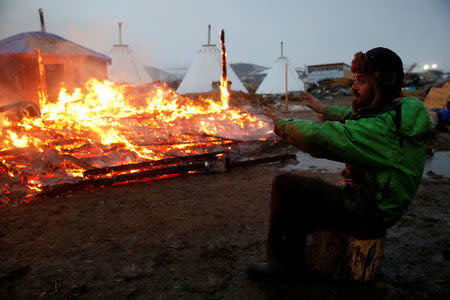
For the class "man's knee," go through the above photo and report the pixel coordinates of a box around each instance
[272,173,306,190]
[270,173,321,209]
[272,173,326,192]
[271,173,300,210]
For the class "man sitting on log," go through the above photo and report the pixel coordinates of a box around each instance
[247,47,433,281]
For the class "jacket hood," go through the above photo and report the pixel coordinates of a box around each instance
[398,97,433,137]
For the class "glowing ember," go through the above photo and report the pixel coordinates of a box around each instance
[0,76,273,204]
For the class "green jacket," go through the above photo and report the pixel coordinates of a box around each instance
[274,97,433,228]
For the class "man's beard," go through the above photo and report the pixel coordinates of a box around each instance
[352,91,374,112]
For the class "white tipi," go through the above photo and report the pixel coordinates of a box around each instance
[256,42,304,94]
[108,23,153,85]
[177,25,246,94]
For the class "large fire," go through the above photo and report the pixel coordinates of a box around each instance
[0,77,273,205]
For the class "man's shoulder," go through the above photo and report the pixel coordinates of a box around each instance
[398,96,425,108]
[374,96,427,119]
[396,96,430,118]
[396,96,433,136]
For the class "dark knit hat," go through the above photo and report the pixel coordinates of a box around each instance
[365,47,404,89]
[351,47,404,110]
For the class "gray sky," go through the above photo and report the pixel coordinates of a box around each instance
[1,0,449,71]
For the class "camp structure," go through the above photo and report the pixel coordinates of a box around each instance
[424,81,450,110]
[256,42,304,95]
[107,23,153,86]
[0,31,111,103]
[176,25,246,94]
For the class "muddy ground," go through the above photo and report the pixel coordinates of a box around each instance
[0,96,449,299]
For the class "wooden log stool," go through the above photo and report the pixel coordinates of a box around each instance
[311,228,386,282]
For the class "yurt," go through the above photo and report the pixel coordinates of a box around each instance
[0,31,110,103]
[177,25,246,94]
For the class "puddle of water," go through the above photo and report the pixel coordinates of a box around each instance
[282,152,344,173]
[288,104,310,112]
[283,151,449,179]
[424,151,450,178]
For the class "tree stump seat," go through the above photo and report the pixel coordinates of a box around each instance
[311,228,386,282]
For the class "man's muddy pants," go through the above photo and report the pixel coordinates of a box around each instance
[267,173,385,266]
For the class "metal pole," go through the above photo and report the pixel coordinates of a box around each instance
[281,41,283,58]
[208,24,211,45]
[119,22,122,44]
[285,62,288,109]
[39,8,46,32]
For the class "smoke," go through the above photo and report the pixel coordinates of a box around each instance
[63,20,163,83]
[65,21,113,58]
[67,21,159,66]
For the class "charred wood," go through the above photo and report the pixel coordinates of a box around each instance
[136,139,230,147]
[0,147,40,157]
[37,149,93,171]
[229,153,296,168]
[83,151,227,179]
[125,81,161,96]
[0,101,40,121]
[38,157,226,198]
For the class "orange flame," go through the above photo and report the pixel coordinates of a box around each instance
[36,48,47,107]
[0,78,273,204]
[219,77,229,110]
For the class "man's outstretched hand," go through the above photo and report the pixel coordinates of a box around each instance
[302,92,325,114]
[263,93,325,123]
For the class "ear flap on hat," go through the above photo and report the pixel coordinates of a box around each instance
[374,71,397,85]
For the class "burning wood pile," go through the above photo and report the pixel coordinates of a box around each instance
[0,78,277,205]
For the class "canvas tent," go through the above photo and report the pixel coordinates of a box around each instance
[177,26,246,94]
[0,31,110,103]
[256,42,304,95]
[108,23,153,86]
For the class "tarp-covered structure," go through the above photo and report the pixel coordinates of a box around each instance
[424,81,450,109]
[177,44,247,94]
[256,46,304,95]
[0,31,111,103]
